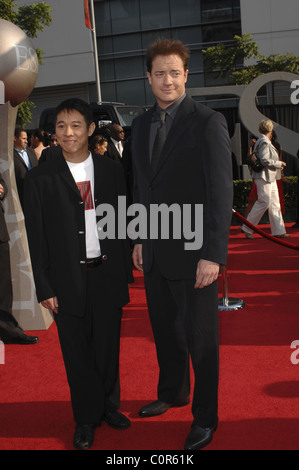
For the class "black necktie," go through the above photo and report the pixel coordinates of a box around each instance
[151,110,167,171]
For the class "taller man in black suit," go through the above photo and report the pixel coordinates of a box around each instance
[131,39,233,450]
[24,99,133,450]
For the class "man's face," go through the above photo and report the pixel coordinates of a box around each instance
[14,131,28,150]
[111,124,125,142]
[55,109,95,162]
[147,54,188,109]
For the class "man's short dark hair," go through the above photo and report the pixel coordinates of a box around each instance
[14,128,26,138]
[146,38,190,73]
[54,98,94,128]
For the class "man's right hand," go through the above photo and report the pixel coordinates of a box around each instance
[132,244,143,273]
[41,296,59,314]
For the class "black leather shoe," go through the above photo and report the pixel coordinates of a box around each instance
[103,410,131,429]
[138,399,189,418]
[184,424,217,450]
[3,334,39,345]
[73,424,96,450]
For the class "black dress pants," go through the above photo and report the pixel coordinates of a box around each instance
[54,262,123,425]
[144,261,219,428]
[0,241,23,341]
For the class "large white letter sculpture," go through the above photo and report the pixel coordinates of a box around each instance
[187,71,299,164]
[0,19,53,331]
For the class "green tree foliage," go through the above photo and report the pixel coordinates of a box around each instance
[0,1,52,126]
[203,34,299,85]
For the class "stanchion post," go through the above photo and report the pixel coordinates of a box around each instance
[218,265,245,311]
[221,265,229,307]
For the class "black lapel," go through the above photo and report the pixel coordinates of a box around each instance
[56,151,105,202]
[138,107,155,175]
[92,153,105,202]
[14,150,28,170]
[56,150,82,198]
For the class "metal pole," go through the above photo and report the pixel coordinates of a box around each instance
[218,265,245,311]
[222,265,229,307]
[89,0,102,103]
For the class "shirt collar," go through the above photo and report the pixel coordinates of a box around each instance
[153,93,186,122]
[14,147,27,154]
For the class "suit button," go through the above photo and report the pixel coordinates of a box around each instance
[102,255,108,261]
[80,260,86,264]
[79,231,84,235]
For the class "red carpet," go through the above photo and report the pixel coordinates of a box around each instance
[1,223,299,451]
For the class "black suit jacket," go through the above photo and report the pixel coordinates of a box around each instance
[0,174,9,243]
[24,150,133,317]
[131,95,233,279]
[39,145,61,164]
[106,140,122,162]
[14,147,38,208]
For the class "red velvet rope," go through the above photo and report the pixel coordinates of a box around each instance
[232,209,299,251]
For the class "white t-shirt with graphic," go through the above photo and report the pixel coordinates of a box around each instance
[67,153,101,259]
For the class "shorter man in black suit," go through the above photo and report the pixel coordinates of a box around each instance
[13,128,38,209]
[24,99,133,450]
[0,173,39,345]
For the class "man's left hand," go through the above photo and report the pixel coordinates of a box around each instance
[195,259,220,289]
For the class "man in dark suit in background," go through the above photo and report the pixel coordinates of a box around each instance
[131,39,233,450]
[106,123,133,205]
[24,98,133,450]
[0,173,39,345]
[13,128,38,209]
[106,123,125,162]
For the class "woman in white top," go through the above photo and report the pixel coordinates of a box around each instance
[241,119,290,239]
